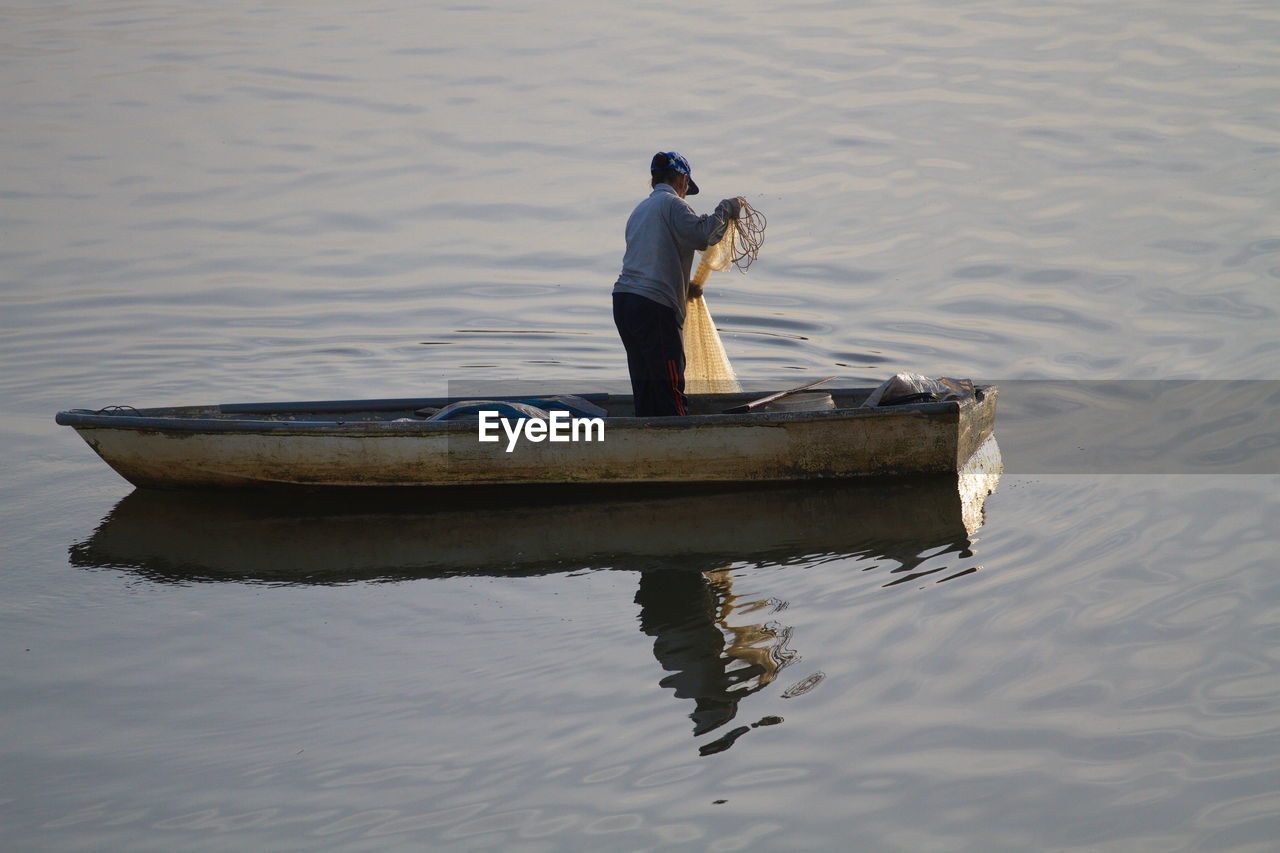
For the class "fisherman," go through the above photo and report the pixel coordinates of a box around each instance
[613,151,742,416]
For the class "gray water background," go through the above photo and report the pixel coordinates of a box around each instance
[2,1,1278,850]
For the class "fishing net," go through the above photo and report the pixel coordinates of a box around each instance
[697,198,766,276]
[684,297,740,394]
[685,200,766,395]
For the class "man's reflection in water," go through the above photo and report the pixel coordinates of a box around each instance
[636,567,796,751]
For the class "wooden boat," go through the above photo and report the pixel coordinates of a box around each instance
[55,385,997,490]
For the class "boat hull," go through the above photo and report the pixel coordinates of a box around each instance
[57,386,997,490]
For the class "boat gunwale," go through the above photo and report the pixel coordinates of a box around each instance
[55,386,988,435]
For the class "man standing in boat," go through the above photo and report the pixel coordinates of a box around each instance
[613,151,741,416]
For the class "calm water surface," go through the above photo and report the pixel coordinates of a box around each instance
[2,1,1278,851]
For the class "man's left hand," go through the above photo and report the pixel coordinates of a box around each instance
[718,197,741,220]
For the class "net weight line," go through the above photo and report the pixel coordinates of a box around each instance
[692,199,767,286]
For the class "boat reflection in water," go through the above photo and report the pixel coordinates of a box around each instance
[71,438,1002,753]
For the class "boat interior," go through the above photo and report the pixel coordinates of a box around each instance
[82,386,989,423]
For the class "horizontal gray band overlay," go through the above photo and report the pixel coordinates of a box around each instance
[444,380,1278,475]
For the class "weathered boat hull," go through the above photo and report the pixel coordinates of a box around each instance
[56,386,997,490]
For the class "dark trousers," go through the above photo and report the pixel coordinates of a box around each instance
[613,292,687,417]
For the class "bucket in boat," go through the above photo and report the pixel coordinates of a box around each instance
[764,392,836,413]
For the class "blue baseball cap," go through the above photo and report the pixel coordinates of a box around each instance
[650,150,700,195]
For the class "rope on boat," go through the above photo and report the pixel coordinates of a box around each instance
[729,198,766,273]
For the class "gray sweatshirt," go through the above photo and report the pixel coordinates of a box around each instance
[613,183,737,326]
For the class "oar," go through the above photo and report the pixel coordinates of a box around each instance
[721,376,838,414]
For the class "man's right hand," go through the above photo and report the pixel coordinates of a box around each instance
[719,197,741,220]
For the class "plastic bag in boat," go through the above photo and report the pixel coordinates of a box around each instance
[427,401,550,422]
[508,395,606,418]
[861,373,976,407]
